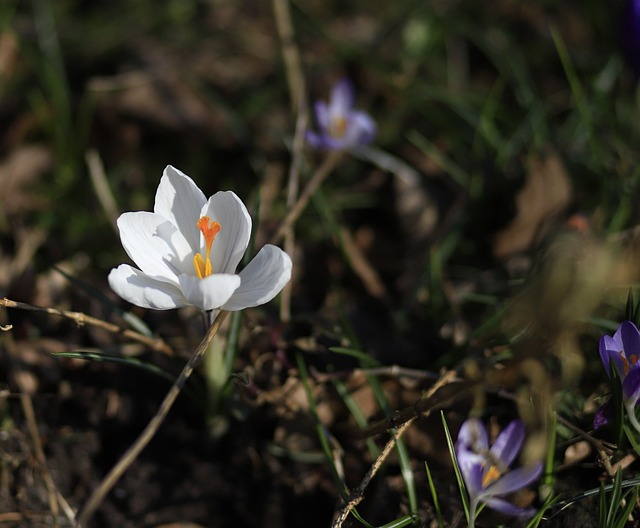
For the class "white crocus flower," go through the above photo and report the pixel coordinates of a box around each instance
[108,165,292,311]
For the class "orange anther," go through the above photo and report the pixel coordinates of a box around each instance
[482,465,502,488]
[194,216,221,279]
[330,116,348,138]
[620,351,630,375]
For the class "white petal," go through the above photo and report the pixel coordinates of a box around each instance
[108,264,186,310]
[200,191,251,274]
[222,245,292,311]
[154,166,207,250]
[117,212,193,282]
[178,273,241,311]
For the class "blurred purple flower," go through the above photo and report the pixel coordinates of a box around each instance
[621,0,640,75]
[456,418,542,527]
[306,78,376,150]
[594,320,640,433]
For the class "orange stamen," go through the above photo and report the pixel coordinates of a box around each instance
[620,351,630,375]
[482,465,502,488]
[330,116,347,137]
[193,216,221,279]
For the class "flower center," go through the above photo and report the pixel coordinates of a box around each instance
[619,350,638,375]
[330,115,348,138]
[193,216,221,279]
[482,464,502,488]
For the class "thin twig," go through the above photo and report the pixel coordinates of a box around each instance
[337,225,389,300]
[20,394,64,527]
[360,373,469,438]
[272,150,343,243]
[280,99,308,322]
[331,371,461,527]
[74,310,229,527]
[555,414,615,476]
[332,417,417,528]
[272,0,305,112]
[272,0,308,321]
[0,297,174,356]
[4,297,74,524]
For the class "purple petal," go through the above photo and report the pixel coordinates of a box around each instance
[306,79,376,151]
[623,366,640,404]
[306,131,348,151]
[456,418,489,496]
[490,420,524,468]
[600,335,621,377]
[599,322,638,378]
[456,448,484,496]
[593,400,612,430]
[305,129,333,150]
[329,79,355,119]
[620,320,640,359]
[621,0,640,75]
[344,111,377,146]
[457,418,489,453]
[482,497,536,518]
[483,462,543,497]
[314,101,330,132]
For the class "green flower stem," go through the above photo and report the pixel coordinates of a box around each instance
[204,332,230,437]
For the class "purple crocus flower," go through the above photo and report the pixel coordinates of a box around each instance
[594,320,640,433]
[621,0,640,76]
[456,418,543,527]
[306,78,376,151]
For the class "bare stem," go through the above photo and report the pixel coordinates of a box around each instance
[272,0,305,112]
[74,310,229,527]
[0,297,174,356]
[272,150,343,243]
[331,371,460,527]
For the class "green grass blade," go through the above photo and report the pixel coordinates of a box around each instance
[332,378,380,460]
[613,486,639,528]
[330,347,380,368]
[295,353,352,497]
[525,492,559,528]
[297,353,375,527]
[605,469,623,528]
[549,25,600,160]
[53,350,201,404]
[366,374,418,518]
[541,411,557,500]
[441,411,469,521]
[376,514,417,528]
[394,432,418,517]
[598,481,607,528]
[424,461,444,527]
[407,130,470,189]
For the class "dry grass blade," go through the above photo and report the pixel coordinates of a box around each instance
[0,297,174,356]
[272,150,344,243]
[272,0,305,112]
[338,225,389,300]
[20,393,73,527]
[86,148,119,232]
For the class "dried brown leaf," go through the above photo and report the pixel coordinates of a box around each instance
[493,151,572,259]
